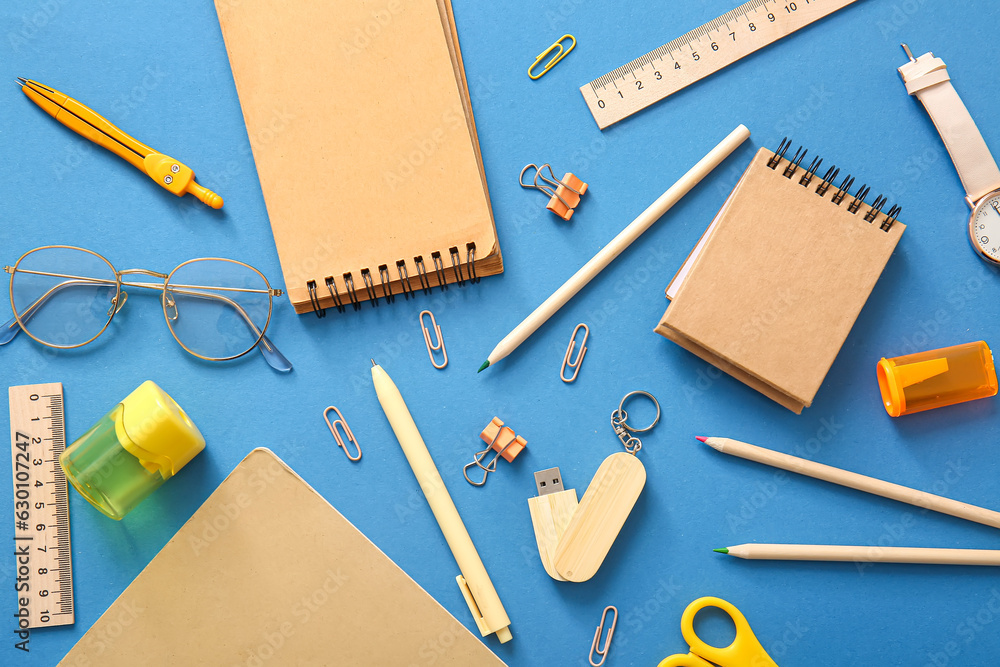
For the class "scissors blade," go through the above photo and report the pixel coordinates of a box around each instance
[20,79,154,170]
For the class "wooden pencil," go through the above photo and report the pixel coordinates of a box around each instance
[478,125,751,372]
[698,436,1000,529]
[717,543,1000,566]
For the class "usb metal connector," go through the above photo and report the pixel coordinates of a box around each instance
[533,467,565,496]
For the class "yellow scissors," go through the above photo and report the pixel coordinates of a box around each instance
[658,597,778,667]
[18,78,223,209]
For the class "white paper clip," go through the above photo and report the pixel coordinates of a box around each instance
[561,323,589,383]
[589,605,617,666]
[324,406,361,461]
[420,310,448,369]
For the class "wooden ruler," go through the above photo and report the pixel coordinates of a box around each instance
[580,0,858,128]
[9,383,74,629]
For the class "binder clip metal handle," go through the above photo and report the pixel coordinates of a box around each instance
[324,406,361,461]
[463,446,504,486]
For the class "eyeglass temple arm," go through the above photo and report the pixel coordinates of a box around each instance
[0,278,100,345]
[1,279,292,373]
[166,286,292,373]
[0,314,19,345]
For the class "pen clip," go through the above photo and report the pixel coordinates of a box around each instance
[456,575,491,636]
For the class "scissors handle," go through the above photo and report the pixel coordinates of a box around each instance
[677,597,778,667]
[657,652,716,667]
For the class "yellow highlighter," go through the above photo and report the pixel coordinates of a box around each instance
[18,78,223,209]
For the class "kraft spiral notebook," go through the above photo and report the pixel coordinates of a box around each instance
[214,0,501,314]
[58,449,506,667]
[655,142,906,414]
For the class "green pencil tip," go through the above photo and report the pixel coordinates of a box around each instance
[477,360,490,373]
[713,548,729,554]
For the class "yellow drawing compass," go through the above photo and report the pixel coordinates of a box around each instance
[18,78,223,209]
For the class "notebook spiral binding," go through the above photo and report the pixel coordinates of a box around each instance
[305,242,480,317]
[768,138,902,233]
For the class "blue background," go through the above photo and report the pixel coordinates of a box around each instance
[2,1,999,665]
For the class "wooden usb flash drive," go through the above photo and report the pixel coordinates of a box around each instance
[528,453,646,582]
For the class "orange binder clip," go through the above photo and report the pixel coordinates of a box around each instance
[520,163,588,221]
[462,417,527,486]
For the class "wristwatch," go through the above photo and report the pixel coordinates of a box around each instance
[898,44,1000,265]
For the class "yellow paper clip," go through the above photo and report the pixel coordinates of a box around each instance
[324,406,361,461]
[589,605,617,667]
[561,323,589,383]
[520,163,589,221]
[528,34,576,80]
[419,310,447,369]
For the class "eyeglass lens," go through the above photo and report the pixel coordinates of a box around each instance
[11,246,118,348]
[164,258,272,360]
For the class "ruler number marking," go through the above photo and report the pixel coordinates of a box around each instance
[581,0,855,128]
[10,383,74,629]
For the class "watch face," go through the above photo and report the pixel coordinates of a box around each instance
[969,192,1000,264]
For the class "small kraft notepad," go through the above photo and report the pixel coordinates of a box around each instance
[58,449,506,667]
[656,144,905,413]
[215,0,501,314]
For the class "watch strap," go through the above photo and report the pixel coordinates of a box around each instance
[898,51,1000,204]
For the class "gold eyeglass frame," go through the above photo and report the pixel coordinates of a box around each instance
[4,245,284,362]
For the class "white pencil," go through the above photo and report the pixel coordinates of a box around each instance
[717,544,1000,566]
[698,437,1000,529]
[478,124,751,372]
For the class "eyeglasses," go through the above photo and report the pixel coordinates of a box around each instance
[1,245,292,372]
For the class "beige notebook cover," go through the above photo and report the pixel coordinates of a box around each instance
[656,147,905,413]
[58,449,507,667]
[215,0,501,314]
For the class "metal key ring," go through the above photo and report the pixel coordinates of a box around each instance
[617,390,660,433]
